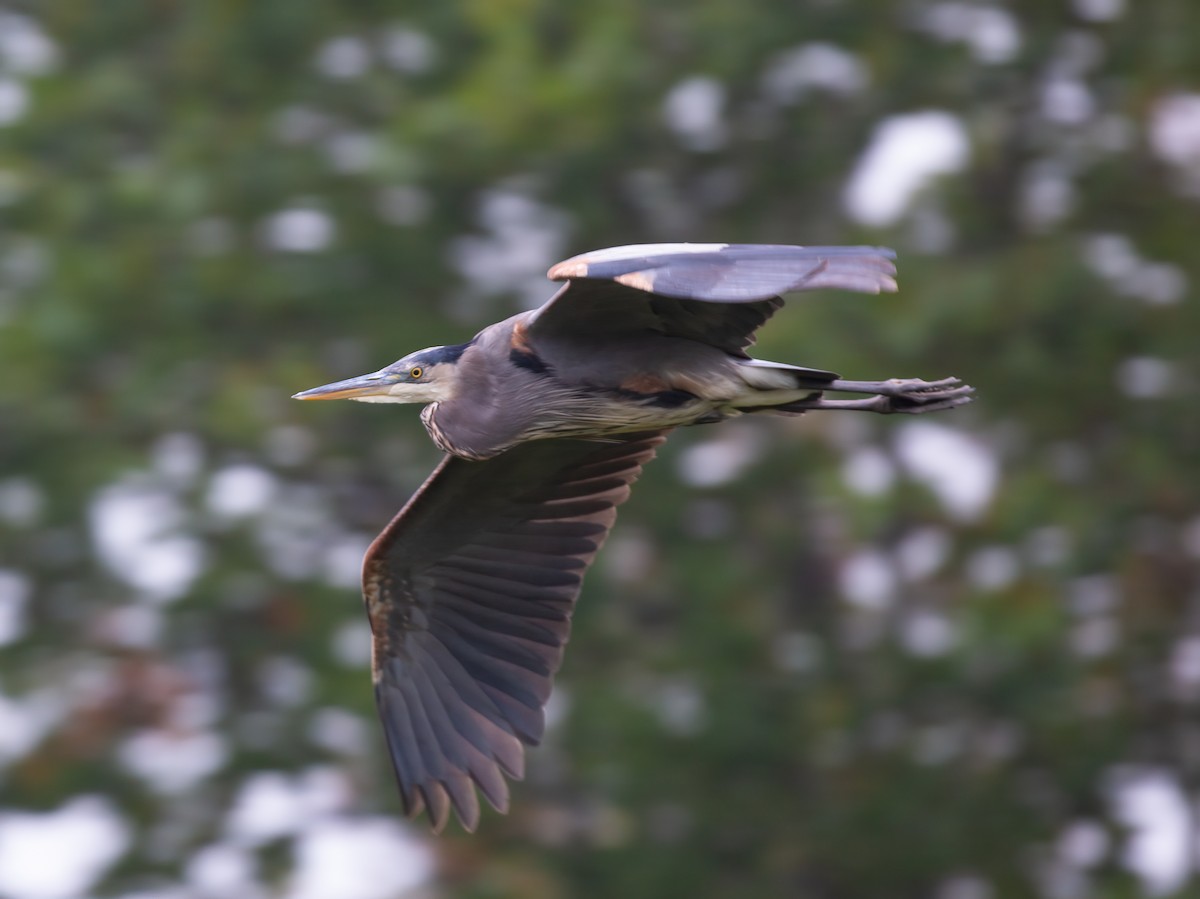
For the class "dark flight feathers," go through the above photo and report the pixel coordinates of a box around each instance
[365,431,667,832]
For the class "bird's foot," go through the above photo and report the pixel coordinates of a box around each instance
[841,376,975,414]
[773,377,974,415]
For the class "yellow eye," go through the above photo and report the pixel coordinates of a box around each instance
[409,367,423,380]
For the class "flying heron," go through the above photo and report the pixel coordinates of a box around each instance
[294,242,973,831]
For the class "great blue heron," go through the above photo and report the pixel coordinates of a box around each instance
[295,243,973,832]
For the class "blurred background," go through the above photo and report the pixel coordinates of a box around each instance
[2,2,1199,897]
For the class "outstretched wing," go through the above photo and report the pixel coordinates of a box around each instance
[364,431,668,832]
[529,243,898,355]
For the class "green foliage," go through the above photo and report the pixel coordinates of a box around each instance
[3,1,1200,897]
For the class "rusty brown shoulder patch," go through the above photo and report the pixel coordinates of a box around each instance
[620,372,672,393]
[510,319,532,354]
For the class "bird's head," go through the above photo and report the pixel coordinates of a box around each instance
[293,343,469,405]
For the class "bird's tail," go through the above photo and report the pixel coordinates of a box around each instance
[727,358,838,412]
[736,357,838,388]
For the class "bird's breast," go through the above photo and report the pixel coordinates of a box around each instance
[420,403,498,461]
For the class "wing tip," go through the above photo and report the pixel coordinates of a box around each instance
[402,780,483,834]
[878,275,899,293]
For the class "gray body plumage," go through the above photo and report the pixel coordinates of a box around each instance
[294,243,974,832]
[423,317,814,459]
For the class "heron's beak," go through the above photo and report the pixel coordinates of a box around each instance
[292,370,400,401]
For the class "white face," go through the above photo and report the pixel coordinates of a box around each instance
[292,348,456,405]
[347,371,452,404]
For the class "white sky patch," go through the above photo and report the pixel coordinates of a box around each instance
[1019,160,1075,232]
[323,532,371,589]
[894,422,998,521]
[761,42,867,104]
[380,27,437,74]
[330,619,373,668]
[94,602,164,649]
[0,568,30,645]
[262,208,336,253]
[0,476,44,526]
[90,479,206,602]
[1116,356,1174,399]
[1109,769,1193,895]
[900,609,957,657]
[896,527,951,582]
[227,772,307,846]
[1057,818,1110,869]
[257,656,315,708]
[307,707,370,756]
[1072,0,1125,21]
[1169,637,1200,699]
[1130,262,1188,306]
[839,549,896,610]
[0,12,60,75]
[118,728,229,794]
[842,445,896,497]
[254,484,334,580]
[226,768,352,847]
[544,683,571,733]
[918,3,1022,64]
[152,432,205,488]
[601,530,657,584]
[315,36,370,79]
[651,678,706,736]
[843,111,970,226]
[0,78,29,126]
[1081,232,1188,305]
[965,545,1019,592]
[0,796,130,899]
[286,817,434,899]
[1149,93,1200,167]
[1041,78,1095,125]
[676,427,764,488]
[1083,231,1139,281]
[206,464,277,520]
[0,688,64,763]
[185,843,263,899]
[449,188,572,310]
[663,75,727,152]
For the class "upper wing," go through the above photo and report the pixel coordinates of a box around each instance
[528,243,898,355]
[363,431,668,832]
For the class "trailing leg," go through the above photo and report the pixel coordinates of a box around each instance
[768,376,974,415]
